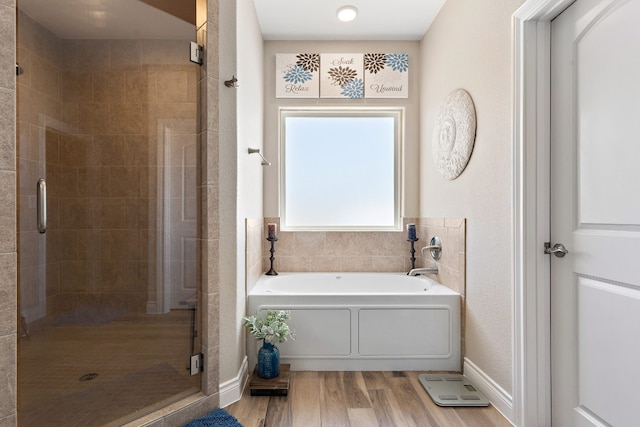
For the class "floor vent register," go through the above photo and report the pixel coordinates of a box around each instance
[418,374,490,407]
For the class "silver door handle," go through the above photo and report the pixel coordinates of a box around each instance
[544,242,568,257]
[37,178,46,234]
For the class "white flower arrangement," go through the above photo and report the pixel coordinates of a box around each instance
[243,309,296,345]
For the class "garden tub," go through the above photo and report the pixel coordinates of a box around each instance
[247,272,461,371]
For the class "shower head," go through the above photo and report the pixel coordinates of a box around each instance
[248,147,271,166]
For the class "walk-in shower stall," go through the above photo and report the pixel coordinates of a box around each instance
[16,1,200,424]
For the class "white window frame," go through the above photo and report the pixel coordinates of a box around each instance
[279,106,404,232]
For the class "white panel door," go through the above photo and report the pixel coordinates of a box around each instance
[551,1,640,426]
[160,124,197,310]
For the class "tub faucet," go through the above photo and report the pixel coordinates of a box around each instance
[407,266,438,276]
[420,236,442,260]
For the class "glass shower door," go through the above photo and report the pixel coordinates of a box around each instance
[16,1,200,425]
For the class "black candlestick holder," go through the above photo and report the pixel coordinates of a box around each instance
[407,237,419,270]
[266,237,278,275]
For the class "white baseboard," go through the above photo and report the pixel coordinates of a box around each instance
[463,358,515,425]
[219,357,249,408]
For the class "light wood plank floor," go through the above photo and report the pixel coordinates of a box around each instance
[226,371,513,427]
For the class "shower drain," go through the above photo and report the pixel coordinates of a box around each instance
[79,373,99,382]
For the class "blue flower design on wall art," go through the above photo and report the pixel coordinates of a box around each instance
[320,53,363,98]
[341,78,364,99]
[364,52,409,98]
[284,64,313,84]
[276,54,320,97]
[386,53,409,72]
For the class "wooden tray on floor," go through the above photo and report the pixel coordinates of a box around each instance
[249,364,290,396]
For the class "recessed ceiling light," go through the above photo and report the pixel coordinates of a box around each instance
[337,6,358,22]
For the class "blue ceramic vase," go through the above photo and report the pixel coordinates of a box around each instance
[257,341,280,378]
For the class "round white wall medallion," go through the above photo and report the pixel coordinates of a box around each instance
[432,89,477,180]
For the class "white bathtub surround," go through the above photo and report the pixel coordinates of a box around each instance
[245,218,467,372]
[247,272,461,372]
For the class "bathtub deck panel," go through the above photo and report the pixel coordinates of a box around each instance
[358,308,451,356]
[248,273,461,372]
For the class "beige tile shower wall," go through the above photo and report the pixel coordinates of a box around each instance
[0,0,16,423]
[17,12,199,323]
[58,38,198,316]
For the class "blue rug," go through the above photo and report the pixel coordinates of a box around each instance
[183,408,243,427]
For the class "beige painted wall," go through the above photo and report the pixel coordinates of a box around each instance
[419,0,526,395]
[236,0,264,351]
[217,0,264,385]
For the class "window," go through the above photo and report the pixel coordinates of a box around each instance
[280,107,403,231]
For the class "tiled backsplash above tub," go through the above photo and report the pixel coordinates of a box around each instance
[247,217,466,297]
[417,217,466,297]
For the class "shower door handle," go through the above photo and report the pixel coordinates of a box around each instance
[37,178,46,234]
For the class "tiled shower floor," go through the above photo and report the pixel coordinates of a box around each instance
[18,310,200,426]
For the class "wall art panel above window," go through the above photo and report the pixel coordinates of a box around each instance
[276,53,320,98]
[275,53,409,99]
[364,53,409,98]
[320,53,364,99]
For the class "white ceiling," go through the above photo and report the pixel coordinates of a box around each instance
[17,0,446,41]
[253,0,447,41]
